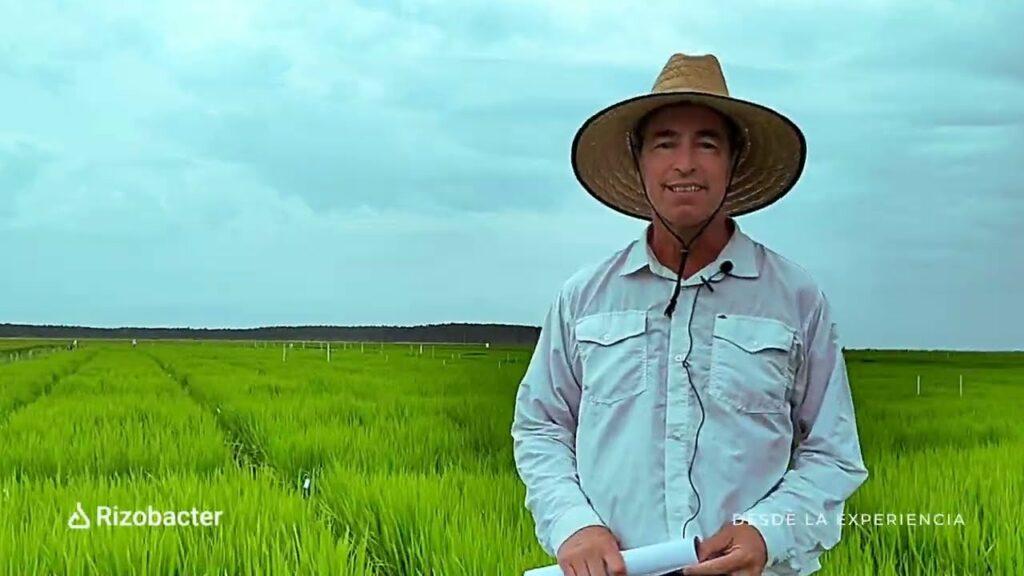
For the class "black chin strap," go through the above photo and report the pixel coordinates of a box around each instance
[628,136,741,317]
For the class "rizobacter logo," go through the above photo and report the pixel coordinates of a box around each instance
[68,502,223,529]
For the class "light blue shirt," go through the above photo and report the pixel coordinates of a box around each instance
[511,219,869,575]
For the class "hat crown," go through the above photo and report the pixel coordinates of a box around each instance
[651,53,729,96]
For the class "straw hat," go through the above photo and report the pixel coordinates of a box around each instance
[571,53,807,219]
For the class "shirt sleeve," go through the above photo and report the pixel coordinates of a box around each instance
[735,289,870,574]
[511,287,607,557]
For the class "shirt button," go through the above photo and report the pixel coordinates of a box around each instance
[674,355,683,361]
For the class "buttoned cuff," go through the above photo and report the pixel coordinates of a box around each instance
[548,505,606,556]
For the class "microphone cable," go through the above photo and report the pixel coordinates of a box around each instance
[627,125,742,543]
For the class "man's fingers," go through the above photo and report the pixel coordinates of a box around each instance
[683,547,745,575]
[604,550,628,576]
[695,532,732,562]
[585,556,607,576]
[560,558,594,576]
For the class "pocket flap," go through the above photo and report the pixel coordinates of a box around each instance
[575,311,646,346]
[713,314,795,353]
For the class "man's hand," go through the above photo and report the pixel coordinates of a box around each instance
[556,525,628,576]
[682,521,768,576]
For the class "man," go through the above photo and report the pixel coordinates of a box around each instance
[511,53,868,576]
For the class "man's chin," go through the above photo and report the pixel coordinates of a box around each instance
[661,209,712,231]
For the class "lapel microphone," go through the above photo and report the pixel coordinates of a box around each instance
[699,260,734,292]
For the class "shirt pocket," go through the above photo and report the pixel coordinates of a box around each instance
[708,314,796,414]
[574,310,649,405]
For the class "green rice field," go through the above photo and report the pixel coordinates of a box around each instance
[0,340,1020,575]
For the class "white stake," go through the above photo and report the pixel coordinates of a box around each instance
[283,343,287,363]
[960,374,963,398]
[327,342,331,363]
[916,374,920,396]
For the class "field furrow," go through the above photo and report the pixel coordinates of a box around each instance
[0,349,231,480]
[146,352,270,475]
[142,341,550,573]
[0,348,96,423]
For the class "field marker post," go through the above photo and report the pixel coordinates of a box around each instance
[960,374,963,398]
[327,342,331,363]
[917,374,920,396]
[283,343,287,363]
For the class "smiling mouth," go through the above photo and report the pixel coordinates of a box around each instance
[665,184,705,193]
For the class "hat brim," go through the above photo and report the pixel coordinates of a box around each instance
[571,91,807,219]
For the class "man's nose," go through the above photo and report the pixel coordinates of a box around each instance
[670,146,697,175]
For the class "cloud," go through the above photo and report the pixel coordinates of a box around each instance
[0,0,1021,348]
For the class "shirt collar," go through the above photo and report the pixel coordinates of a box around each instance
[619,217,759,283]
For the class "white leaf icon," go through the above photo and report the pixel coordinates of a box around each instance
[68,502,91,530]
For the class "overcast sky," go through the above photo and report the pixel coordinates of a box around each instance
[1,1,1021,350]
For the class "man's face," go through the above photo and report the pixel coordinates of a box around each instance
[637,104,734,230]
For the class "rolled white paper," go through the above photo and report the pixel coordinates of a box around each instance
[523,536,701,576]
